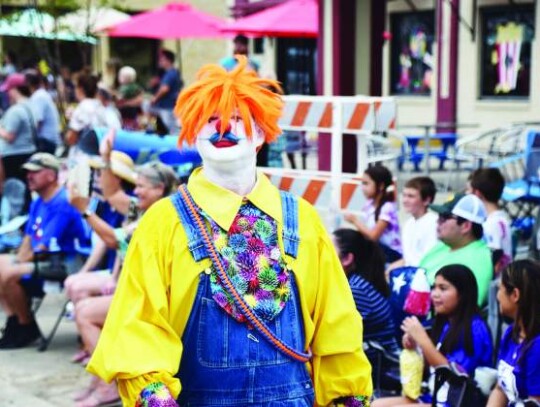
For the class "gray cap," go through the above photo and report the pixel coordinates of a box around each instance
[22,153,61,172]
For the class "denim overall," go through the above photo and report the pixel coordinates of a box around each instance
[171,191,315,406]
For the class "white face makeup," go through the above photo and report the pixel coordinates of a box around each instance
[195,113,264,168]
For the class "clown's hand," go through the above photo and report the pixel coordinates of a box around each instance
[333,395,371,407]
[135,382,178,407]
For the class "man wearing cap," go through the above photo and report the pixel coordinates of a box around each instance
[0,153,87,349]
[0,73,36,201]
[419,194,493,306]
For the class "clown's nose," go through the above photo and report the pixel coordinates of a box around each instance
[215,119,231,134]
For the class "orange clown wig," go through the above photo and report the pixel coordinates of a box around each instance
[174,55,283,146]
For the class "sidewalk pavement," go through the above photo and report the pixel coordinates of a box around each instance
[0,294,88,406]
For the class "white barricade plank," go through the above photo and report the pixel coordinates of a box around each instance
[374,98,397,132]
[263,169,366,215]
[272,95,397,227]
[342,101,375,132]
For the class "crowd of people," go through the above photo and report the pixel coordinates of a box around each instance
[0,48,184,145]
[0,48,538,407]
[338,162,539,406]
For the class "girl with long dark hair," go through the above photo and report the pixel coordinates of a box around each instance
[373,264,493,406]
[344,165,402,263]
[487,260,540,406]
[332,228,399,362]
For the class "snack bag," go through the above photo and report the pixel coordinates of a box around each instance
[403,268,431,317]
[400,348,424,400]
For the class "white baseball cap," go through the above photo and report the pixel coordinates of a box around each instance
[430,193,487,224]
[451,194,487,224]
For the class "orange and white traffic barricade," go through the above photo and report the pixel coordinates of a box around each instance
[262,168,366,228]
[269,95,397,228]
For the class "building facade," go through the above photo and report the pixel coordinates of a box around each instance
[322,0,539,129]
[0,0,230,87]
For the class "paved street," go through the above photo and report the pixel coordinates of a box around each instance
[0,294,88,406]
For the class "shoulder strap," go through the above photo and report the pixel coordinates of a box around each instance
[170,191,208,262]
[20,103,39,147]
[175,184,311,363]
[280,191,299,259]
[171,189,300,261]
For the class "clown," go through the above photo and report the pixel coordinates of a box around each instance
[88,56,372,406]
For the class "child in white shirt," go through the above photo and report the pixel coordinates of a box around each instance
[468,168,512,274]
[391,176,438,270]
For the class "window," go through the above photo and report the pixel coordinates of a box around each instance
[253,37,264,54]
[390,11,435,96]
[480,6,535,98]
[277,38,317,95]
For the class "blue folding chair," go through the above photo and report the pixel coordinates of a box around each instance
[495,129,540,219]
[0,178,28,252]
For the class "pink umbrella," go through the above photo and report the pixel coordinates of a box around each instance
[222,0,318,38]
[107,2,226,39]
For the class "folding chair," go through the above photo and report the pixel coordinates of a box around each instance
[495,129,540,220]
[432,364,486,407]
[20,252,85,352]
[20,272,68,352]
[0,178,28,252]
[445,126,523,192]
[364,340,401,398]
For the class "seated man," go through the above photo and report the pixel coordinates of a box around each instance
[0,153,86,349]
[419,194,493,306]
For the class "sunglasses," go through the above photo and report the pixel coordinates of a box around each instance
[148,162,167,184]
[437,212,461,223]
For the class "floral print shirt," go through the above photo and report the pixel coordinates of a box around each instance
[204,201,291,322]
[361,199,402,254]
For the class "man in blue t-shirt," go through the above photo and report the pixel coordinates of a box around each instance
[0,153,86,349]
[219,34,260,73]
[150,49,183,135]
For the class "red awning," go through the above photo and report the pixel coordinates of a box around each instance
[222,0,318,38]
[106,2,227,39]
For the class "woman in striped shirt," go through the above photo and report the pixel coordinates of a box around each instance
[333,229,400,364]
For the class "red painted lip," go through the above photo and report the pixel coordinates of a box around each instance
[213,140,237,148]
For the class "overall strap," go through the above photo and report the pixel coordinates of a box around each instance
[170,191,208,262]
[177,184,311,363]
[280,191,299,259]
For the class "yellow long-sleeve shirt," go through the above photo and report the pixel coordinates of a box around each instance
[87,168,372,406]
